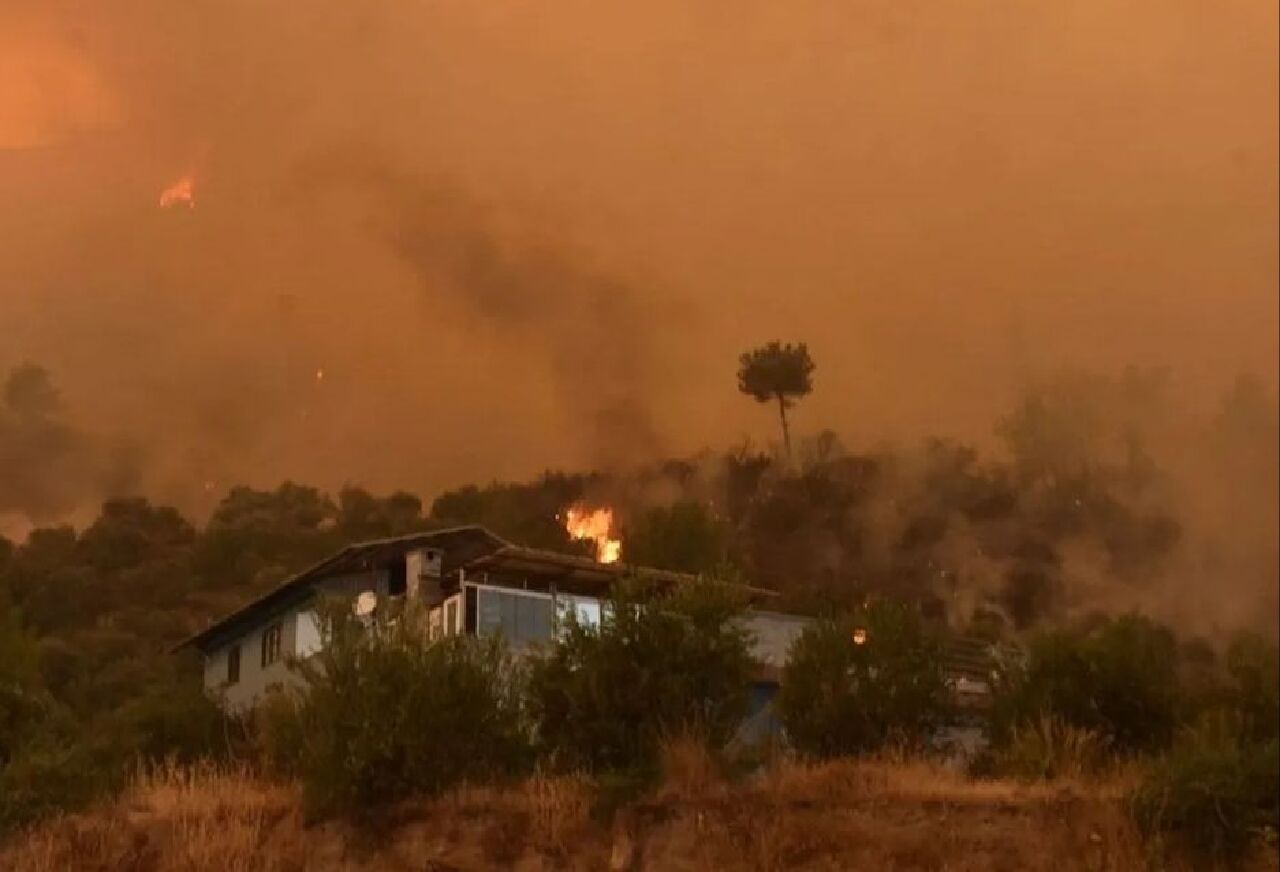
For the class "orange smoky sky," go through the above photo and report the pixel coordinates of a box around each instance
[0,0,1275,516]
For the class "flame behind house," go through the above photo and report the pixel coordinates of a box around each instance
[564,505,621,564]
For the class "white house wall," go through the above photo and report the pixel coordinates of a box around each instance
[203,607,307,712]
[202,583,814,711]
[740,611,812,669]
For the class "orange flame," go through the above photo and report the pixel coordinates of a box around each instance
[564,506,621,563]
[159,175,195,208]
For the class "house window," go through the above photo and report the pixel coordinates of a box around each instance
[557,596,602,633]
[261,622,283,667]
[226,644,241,684]
[295,611,322,658]
[387,559,407,597]
[445,600,458,636]
[465,585,477,635]
[478,588,554,647]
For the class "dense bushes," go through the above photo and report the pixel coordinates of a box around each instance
[245,593,1275,856]
[983,622,1279,860]
[526,580,753,775]
[0,584,240,833]
[0,596,44,768]
[0,736,115,831]
[258,603,529,817]
[776,601,949,758]
[1223,633,1280,745]
[1131,634,1280,863]
[622,501,730,575]
[989,614,1181,754]
[112,665,247,764]
[0,660,240,833]
[1133,721,1279,863]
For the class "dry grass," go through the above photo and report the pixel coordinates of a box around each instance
[3,756,1274,871]
[997,715,1118,783]
[1,761,316,872]
[657,731,725,803]
[522,770,595,858]
[635,754,1156,872]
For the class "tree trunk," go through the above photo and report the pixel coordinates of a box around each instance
[777,394,792,459]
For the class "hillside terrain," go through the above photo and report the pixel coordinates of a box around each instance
[1,372,1275,857]
[12,757,1270,872]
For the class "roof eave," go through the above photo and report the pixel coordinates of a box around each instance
[170,525,512,655]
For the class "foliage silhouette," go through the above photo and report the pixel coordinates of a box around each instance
[777,601,949,758]
[737,341,816,459]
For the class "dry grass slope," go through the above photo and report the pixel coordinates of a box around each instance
[3,757,1276,871]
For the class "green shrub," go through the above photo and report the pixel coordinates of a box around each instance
[526,579,753,775]
[0,596,44,767]
[0,595,120,833]
[254,687,309,776]
[259,602,530,818]
[622,501,730,575]
[1224,633,1279,745]
[1131,638,1280,866]
[776,601,949,758]
[1133,718,1279,864]
[0,693,131,835]
[0,736,118,832]
[0,639,239,834]
[0,682,50,770]
[990,613,1180,754]
[111,667,247,764]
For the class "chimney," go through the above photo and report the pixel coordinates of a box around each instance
[405,547,444,605]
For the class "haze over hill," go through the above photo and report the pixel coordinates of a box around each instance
[3,8,1279,860]
[1,0,1275,529]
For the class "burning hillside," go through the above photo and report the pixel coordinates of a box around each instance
[564,505,621,563]
[159,175,195,208]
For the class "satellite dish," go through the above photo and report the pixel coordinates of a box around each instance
[354,591,377,617]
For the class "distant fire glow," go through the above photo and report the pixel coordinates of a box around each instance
[159,175,195,208]
[853,628,867,645]
[565,506,621,563]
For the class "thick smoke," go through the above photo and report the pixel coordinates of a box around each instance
[575,366,1276,637]
[830,369,1279,637]
[289,155,665,467]
[0,0,1275,629]
[0,364,140,533]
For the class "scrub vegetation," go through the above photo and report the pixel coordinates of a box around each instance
[1,365,1276,865]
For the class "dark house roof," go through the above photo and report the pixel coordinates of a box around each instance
[175,525,776,655]
[175,525,509,655]
[467,544,778,600]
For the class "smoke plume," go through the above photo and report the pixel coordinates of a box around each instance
[0,364,140,533]
[0,0,1274,631]
[288,154,666,467]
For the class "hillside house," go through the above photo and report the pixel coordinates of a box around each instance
[176,524,994,757]
[175,526,810,713]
